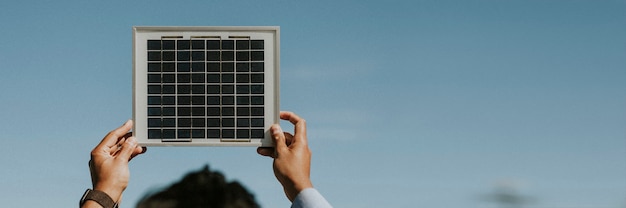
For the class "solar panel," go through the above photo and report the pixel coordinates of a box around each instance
[133,26,279,146]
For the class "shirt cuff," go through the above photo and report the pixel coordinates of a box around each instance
[291,188,332,208]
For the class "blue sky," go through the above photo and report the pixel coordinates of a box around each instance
[0,0,624,207]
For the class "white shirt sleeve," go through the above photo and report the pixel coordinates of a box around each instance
[291,188,332,208]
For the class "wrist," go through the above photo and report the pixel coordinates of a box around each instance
[80,189,119,208]
[285,179,313,202]
[93,184,124,203]
[294,180,313,194]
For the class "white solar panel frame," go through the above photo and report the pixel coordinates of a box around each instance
[132,26,279,147]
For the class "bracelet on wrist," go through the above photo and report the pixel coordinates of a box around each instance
[79,189,119,208]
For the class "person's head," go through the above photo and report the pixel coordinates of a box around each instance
[136,165,259,208]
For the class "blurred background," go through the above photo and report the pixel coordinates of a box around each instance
[0,0,624,207]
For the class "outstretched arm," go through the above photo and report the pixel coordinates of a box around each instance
[258,111,332,208]
[82,120,145,208]
[258,111,313,201]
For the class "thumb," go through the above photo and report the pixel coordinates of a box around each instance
[271,125,288,154]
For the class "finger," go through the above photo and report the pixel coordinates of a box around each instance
[97,120,133,150]
[271,124,288,154]
[110,136,128,156]
[123,132,133,140]
[116,136,138,162]
[129,146,147,161]
[284,132,294,146]
[280,111,302,125]
[280,111,307,145]
[257,147,275,158]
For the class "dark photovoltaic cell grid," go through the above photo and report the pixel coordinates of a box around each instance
[146,38,266,140]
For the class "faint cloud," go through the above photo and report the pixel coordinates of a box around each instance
[493,178,529,190]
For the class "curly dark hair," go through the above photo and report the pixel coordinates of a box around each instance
[136,165,260,208]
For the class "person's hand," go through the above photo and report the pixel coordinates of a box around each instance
[88,120,145,203]
[257,111,313,201]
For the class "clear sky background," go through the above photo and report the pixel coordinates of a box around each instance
[0,0,624,207]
